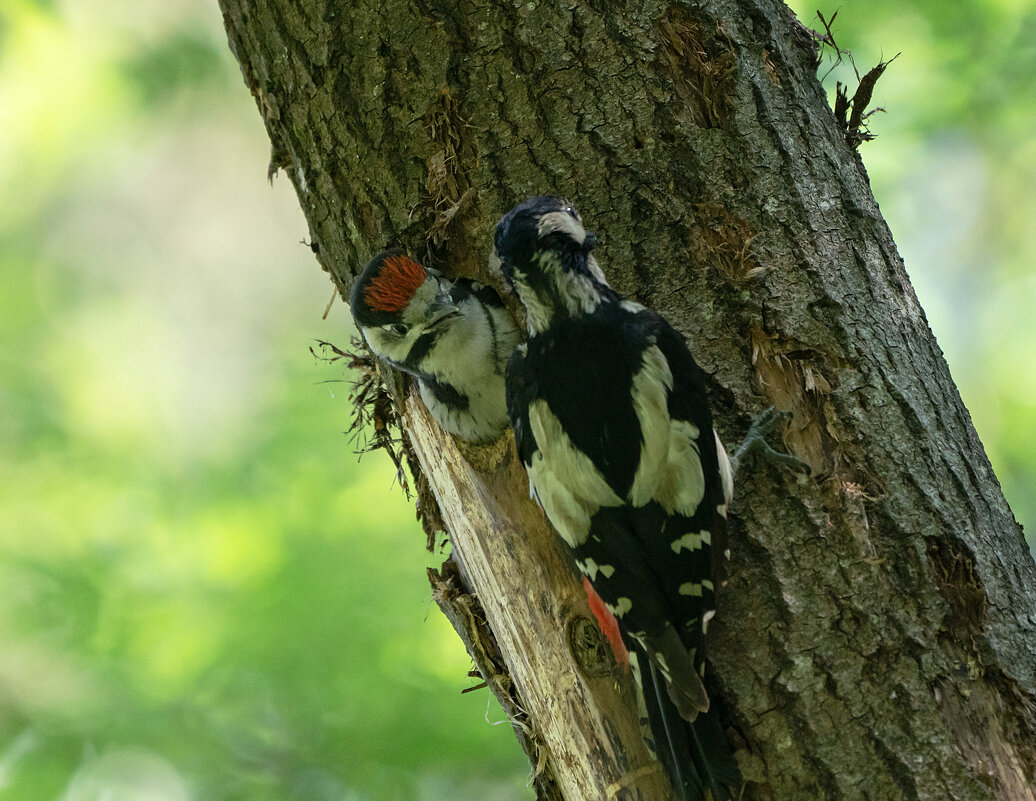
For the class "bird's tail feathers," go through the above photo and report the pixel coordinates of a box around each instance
[631,642,742,801]
[648,625,710,721]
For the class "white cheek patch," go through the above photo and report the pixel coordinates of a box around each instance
[537,211,586,244]
[519,250,603,325]
[361,325,408,364]
[514,267,552,336]
[527,399,622,548]
[565,273,603,316]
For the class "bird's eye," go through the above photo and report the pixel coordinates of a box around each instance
[391,323,409,336]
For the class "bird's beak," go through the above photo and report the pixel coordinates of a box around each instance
[425,290,461,328]
[583,231,599,252]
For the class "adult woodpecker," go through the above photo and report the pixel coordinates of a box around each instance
[350,250,521,442]
[494,196,743,801]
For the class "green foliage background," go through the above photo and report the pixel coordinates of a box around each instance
[0,1,1032,799]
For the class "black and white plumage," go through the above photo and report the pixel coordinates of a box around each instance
[350,250,522,442]
[494,197,740,801]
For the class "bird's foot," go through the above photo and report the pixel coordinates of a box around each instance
[730,406,811,479]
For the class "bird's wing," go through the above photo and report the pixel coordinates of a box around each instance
[626,341,708,518]
[525,397,623,548]
[647,318,730,657]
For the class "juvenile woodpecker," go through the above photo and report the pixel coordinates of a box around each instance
[494,197,741,801]
[350,250,522,443]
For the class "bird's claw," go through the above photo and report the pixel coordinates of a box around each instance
[730,406,811,478]
[743,406,788,441]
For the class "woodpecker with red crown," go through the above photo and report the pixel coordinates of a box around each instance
[350,251,521,442]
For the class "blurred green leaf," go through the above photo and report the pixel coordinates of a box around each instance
[119,31,226,107]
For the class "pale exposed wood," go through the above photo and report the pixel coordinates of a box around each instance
[405,393,674,801]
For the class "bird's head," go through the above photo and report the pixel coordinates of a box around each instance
[491,196,600,285]
[349,251,461,365]
[491,197,608,333]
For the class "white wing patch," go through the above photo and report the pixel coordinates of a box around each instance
[654,419,705,515]
[627,346,706,515]
[527,399,622,548]
[670,530,711,554]
[577,558,615,581]
[605,597,633,618]
[629,346,674,507]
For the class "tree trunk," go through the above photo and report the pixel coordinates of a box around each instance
[216,1,1036,799]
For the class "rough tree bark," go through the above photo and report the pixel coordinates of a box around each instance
[217,1,1036,799]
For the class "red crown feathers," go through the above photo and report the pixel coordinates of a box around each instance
[364,254,427,313]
